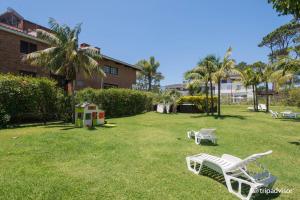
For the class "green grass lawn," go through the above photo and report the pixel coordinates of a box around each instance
[0,105,299,200]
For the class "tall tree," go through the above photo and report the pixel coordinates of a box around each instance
[235,61,248,70]
[212,47,235,117]
[259,21,300,62]
[238,66,260,111]
[199,55,218,115]
[166,89,181,113]
[136,56,163,91]
[185,66,210,115]
[268,0,300,20]
[273,55,300,88]
[23,18,105,122]
[253,61,275,112]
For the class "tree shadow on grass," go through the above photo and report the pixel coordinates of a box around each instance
[199,166,280,199]
[288,141,300,146]
[5,121,65,130]
[190,114,246,120]
[279,118,300,122]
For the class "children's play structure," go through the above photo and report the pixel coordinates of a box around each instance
[75,102,105,127]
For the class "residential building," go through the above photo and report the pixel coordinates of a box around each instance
[166,75,253,103]
[0,8,140,90]
[164,83,189,96]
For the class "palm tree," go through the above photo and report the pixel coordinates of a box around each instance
[23,18,105,122]
[136,56,161,91]
[185,66,210,115]
[254,61,275,112]
[166,89,181,113]
[199,55,218,115]
[274,55,300,89]
[238,66,259,111]
[212,47,235,117]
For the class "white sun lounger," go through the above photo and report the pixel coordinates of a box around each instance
[247,104,267,112]
[258,104,267,111]
[187,129,217,145]
[186,151,276,200]
[269,110,279,118]
[247,106,254,111]
[281,111,299,119]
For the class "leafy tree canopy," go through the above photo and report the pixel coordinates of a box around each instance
[258,21,300,60]
[268,0,300,19]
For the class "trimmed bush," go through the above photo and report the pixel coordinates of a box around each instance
[285,88,300,107]
[76,88,154,117]
[0,73,66,124]
[177,95,217,112]
[0,105,10,128]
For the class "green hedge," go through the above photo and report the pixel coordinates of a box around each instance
[0,74,68,124]
[177,95,217,112]
[76,88,154,117]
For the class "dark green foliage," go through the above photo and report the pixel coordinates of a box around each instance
[258,21,300,61]
[76,88,154,117]
[0,74,67,124]
[177,96,217,112]
[285,88,300,107]
[268,0,300,19]
[0,105,10,128]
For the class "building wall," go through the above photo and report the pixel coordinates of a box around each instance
[0,29,49,76]
[0,29,137,89]
[76,58,136,89]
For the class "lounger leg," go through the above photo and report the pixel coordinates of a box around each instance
[245,186,256,200]
[224,175,257,200]
[186,157,197,173]
[195,137,201,145]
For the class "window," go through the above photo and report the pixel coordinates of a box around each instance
[85,113,91,120]
[19,70,36,77]
[88,106,96,110]
[103,66,118,76]
[110,67,118,75]
[104,66,110,74]
[103,83,118,89]
[77,113,83,120]
[76,80,85,87]
[20,41,37,54]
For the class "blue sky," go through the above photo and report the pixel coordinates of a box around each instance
[0,0,292,85]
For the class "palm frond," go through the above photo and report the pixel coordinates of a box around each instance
[36,29,60,45]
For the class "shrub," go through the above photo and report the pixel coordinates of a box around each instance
[0,105,10,128]
[286,88,300,107]
[177,95,217,112]
[76,88,154,117]
[0,73,66,124]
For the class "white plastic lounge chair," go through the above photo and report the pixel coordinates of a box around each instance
[186,151,276,200]
[269,110,279,118]
[187,129,217,145]
[258,104,267,111]
[281,111,299,119]
[247,106,254,111]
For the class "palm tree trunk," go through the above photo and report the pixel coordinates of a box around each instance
[265,81,269,112]
[217,79,221,117]
[205,82,209,115]
[255,84,259,111]
[209,80,214,115]
[148,76,152,91]
[72,80,76,124]
[252,85,256,111]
